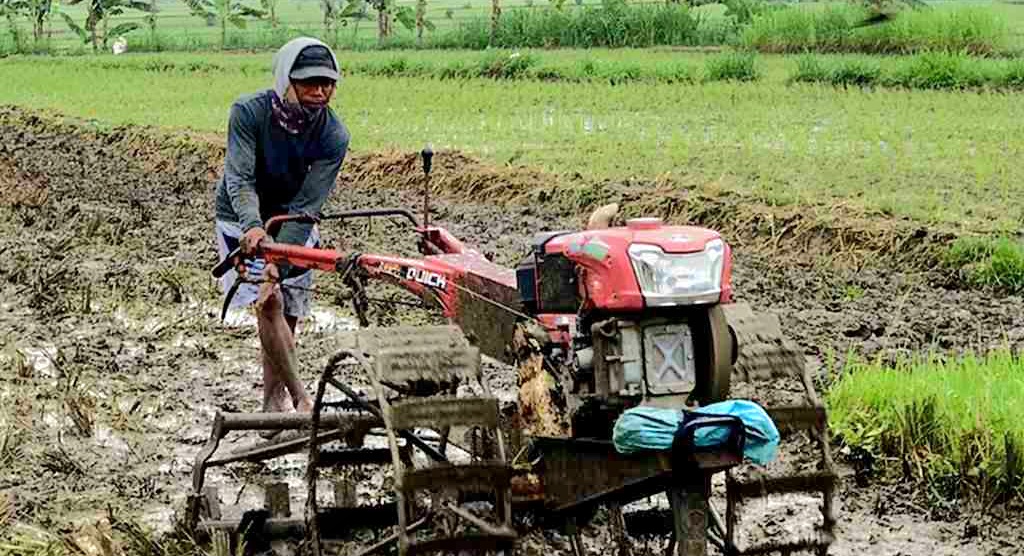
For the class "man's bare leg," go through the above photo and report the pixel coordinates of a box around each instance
[262,350,294,413]
[259,315,303,413]
[258,286,314,413]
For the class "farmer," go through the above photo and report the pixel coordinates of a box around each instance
[213,37,350,425]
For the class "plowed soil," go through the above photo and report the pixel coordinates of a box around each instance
[1,105,1023,555]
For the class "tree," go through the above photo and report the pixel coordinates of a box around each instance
[0,0,27,52]
[322,0,366,47]
[414,0,434,46]
[183,0,264,50]
[490,0,499,45]
[260,0,276,27]
[144,0,157,38]
[367,0,413,45]
[61,0,151,52]
[26,0,52,44]
[0,0,50,50]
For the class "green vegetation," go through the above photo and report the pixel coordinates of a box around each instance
[702,50,758,81]
[436,1,723,49]
[944,236,1024,293]
[790,51,1024,90]
[0,0,742,54]
[181,0,266,50]
[2,50,1023,233]
[742,4,1008,54]
[3,0,1023,55]
[828,350,1024,500]
[37,46,1024,91]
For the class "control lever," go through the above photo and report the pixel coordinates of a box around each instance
[421,145,433,229]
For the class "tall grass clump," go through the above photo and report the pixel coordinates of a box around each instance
[741,4,856,53]
[789,54,881,87]
[703,51,758,82]
[886,51,989,89]
[828,350,1024,500]
[860,6,1008,55]
[827,57,881,86]
[786,52,1024,91]
[442,1,705,49]
[998,59,1024,89]
[944,236,1024,293]
[742,5,1008,55]
[789,55,830,83]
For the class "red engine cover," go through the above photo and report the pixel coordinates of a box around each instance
[542,218,733,311]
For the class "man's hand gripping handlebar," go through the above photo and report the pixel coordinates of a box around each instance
[211,214,349,321]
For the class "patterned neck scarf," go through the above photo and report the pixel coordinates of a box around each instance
[270,89,323,135]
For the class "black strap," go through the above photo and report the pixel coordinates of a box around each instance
[671,410,746,471]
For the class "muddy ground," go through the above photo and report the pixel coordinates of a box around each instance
[1,106,1023,555]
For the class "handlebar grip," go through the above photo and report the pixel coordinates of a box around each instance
[212,247,242,278]
[421,146,433,176]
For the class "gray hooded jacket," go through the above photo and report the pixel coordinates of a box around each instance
[214,37,350,253]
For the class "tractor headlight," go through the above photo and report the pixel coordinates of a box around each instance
[628,240,724,306]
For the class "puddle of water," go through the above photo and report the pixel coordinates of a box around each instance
[304,308,357,334]
[222,307,258,329]
[22,344,58,378]
[219,306,355,333]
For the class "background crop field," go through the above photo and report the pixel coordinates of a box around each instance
[10,0,1024,52]
[4,50,1024,233]
[12,0,729,51]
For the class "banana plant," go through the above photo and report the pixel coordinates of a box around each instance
[0,0,27,52]
[322,0,366,47]
[182,0,264,50]
[23,0,52,44]
[0,0,51,50]
[414,0,434,45]
[369,0,414,44]
[61,0,151,52]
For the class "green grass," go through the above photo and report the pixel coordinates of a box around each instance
[944,236,1024,293]
[3,50,1024,233]
[0,0,736,53]
[435,1,726,49]
[54,47,1024,89]
[703,50,759,81]
[788,51,1024,90]
[828,350,1024,500]
[6,0,1024,54]
[742,4,1010,54]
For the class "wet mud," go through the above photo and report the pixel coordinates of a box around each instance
[1,105,1023,555]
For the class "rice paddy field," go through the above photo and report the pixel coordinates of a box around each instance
[5,50,1024,231]
[4,1,1024,554]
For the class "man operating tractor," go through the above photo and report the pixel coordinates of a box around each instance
[213,37,350,431]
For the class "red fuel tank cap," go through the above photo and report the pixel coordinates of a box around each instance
[626,217,663,230]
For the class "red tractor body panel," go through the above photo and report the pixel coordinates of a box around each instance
[541,221,733,310]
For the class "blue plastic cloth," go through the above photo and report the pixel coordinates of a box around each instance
[611,400,780,465]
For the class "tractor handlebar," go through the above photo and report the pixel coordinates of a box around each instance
[211,213,321,279]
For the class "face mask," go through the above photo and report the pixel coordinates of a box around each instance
[271,89,309,135]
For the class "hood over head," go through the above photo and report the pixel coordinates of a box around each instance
[270,37,341,98]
